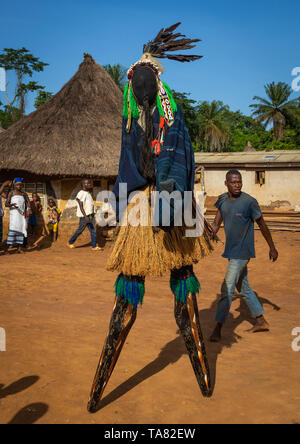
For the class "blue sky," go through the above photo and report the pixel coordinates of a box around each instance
[0,0,299,115]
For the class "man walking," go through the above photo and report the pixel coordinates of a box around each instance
[210,169,278,342]
[68,179,102,251]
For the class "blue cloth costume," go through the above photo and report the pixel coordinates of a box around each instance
[114,106,195,227]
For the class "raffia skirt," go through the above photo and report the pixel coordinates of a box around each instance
[106,187,213,277]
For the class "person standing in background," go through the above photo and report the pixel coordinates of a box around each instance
[47,198,61,242]
[0,180,12,247]
[68,179,102,251]
[28,193,43,237]
[4,178,31,254]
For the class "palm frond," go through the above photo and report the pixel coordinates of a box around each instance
[251,96,273,107]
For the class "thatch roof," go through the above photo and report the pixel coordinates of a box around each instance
[0,125,5,133]
[244,141,256,152]
[0,54,123,177]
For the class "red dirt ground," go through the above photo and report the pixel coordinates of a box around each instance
[0,229,299,424]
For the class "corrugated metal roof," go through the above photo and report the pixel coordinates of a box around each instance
[194,150,300,165]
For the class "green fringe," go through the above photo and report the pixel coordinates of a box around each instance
[114,275,145,308]
[123,83,139,121]
[123,81,177,122]
[170,275,200,304]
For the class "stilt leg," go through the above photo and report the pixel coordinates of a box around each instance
[87,295,137,412]
[174,292,212,397]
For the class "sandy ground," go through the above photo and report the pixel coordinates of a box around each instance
[0,229,299,425]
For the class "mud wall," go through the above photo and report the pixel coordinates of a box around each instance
[199,168,300,210]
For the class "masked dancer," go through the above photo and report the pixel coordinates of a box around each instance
[88,23,215,413]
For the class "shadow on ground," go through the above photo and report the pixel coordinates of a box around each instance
[0,376,39,400]
[7,403,49,424]
[0,376,49,424]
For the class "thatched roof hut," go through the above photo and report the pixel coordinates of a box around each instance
[0,53,123,178]
[0,124,5,133]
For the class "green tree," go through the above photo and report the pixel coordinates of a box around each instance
[250,82,300,141]
[222,109,272,151]
[196,101,230,152]
[34,90,53,108]
[0,47,48,119]
[0,100,21,129]
[103,64,127,91]
[172,91,198,144]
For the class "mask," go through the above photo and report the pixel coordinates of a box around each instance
[132,67,157,107]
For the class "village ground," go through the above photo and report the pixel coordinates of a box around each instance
[0,228,299,425]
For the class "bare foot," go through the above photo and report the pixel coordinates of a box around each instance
[247,316,270,333]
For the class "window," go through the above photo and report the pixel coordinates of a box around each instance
[255,171,265,186]
[24,182,45,195]
[195,166,205,189]
[195,171,202,184]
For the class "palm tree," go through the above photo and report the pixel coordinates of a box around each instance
[250,82,300,141]
[196,101,230,152]
[103,64,127,91]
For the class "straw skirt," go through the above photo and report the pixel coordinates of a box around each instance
[106,188,213,277]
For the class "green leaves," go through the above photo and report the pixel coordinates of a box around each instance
[195,101,230,152]
[264,82,293,107]
[0,100,21,129]
[171,91,198,142]
[250,81,300,141]
[103,64,127,92]
[174,81,299,151]
[0,47,48,76]
[0,47,49,119]
[34,90,53,108]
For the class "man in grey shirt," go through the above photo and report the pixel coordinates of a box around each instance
[210,170,278,343]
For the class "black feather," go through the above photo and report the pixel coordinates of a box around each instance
[143,23,202,63]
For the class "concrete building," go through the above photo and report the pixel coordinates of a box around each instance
[195,151,300,211]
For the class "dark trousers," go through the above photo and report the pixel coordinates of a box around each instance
[69,215,97,248]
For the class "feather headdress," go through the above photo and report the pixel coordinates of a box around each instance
[125,23,202,136]
[127,22,202,77]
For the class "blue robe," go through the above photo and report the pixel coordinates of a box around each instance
[113,105,195,227]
